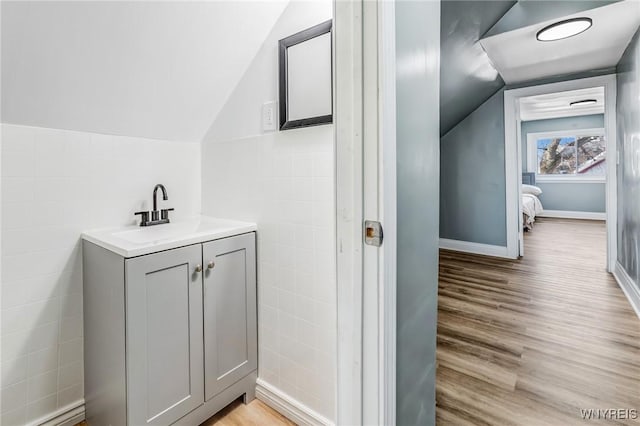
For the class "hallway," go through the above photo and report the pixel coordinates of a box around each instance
[436,218,640,425]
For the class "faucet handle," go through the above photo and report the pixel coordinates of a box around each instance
[134,211,150,226]
[161,208,174,221]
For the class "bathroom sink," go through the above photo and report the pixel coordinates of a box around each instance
[112,220,221,244]
[82,216,257,258]
[112,226,188,245]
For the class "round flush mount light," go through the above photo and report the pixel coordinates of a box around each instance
[570,99,598,107]
[536,17,593,42]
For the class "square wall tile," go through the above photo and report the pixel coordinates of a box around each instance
[202,124,336,420]
[1,124,202,421]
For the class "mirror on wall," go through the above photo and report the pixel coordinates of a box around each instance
[278,20,333,130]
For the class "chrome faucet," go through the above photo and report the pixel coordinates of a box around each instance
[134,184,174,226]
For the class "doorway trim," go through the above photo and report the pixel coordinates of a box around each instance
[334,0,397,424]
[504,74,618,271]
[334,1,364,423]
[377,2,397,425]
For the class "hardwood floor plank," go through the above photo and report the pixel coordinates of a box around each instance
[76,399,295,426]
[437,218,640,425]
[201,399,296,426]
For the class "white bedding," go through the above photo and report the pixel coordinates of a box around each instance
[522,193,544,226]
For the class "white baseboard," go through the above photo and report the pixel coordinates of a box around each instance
[613,262,640,319]
[27,383,331,426]
[28,400,85,426]
[439,238,510,258]
[538,210,606,220]
[255,379,333,426]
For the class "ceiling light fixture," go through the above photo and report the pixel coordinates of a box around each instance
[570,99,598,107]
[536,17,593,42]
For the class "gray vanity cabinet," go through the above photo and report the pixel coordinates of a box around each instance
[203,233,257,400]
[83,232,257,426]
[125,244,205,425]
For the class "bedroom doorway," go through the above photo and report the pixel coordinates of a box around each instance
[503,75,617,270]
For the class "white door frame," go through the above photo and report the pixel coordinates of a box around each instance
[334,1,364,422]
[504,74,618,271]
[334,0,397,424]
[375,2,397,425]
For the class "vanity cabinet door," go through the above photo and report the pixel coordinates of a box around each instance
[202,233,257,401]
[125,244,204,425]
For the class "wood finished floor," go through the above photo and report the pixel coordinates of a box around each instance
[436,218,640,425]
[200,398,296,425]
[75,399,295,426]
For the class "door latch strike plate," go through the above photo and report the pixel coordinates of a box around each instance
[364,220,383,247]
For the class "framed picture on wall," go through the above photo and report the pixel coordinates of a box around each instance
[278,20,333,130]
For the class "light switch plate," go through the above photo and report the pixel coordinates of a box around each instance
[262,101,277,131]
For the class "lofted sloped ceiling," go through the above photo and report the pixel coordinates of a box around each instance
[440,0,515,136]
[440,0,624,137]
[484,0,621,38]
[481,1,640,84]
[1,1,288,142]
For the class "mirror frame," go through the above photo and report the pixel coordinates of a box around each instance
[278,20,333,131]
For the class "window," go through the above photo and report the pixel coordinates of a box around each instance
[527,128,606,182]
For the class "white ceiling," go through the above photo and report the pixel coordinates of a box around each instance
[479,0,640,84]
[519,87,605,121]
[1,1,288,142]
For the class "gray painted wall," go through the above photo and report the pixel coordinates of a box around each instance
[396,0,440,424]
[534,182,606,213]
[440,89,507,246]
[439,0,514,136]
[616,27,640,288]
[440,70,616,246]
[521,115,606,213]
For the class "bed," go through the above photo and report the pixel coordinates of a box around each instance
[522,173,544,231]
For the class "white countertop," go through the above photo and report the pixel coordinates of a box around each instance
[82,216,257,258]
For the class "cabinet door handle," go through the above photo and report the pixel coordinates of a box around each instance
[195,264,202,273]
[207,261,215,270]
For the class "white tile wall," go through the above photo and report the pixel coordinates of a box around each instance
[1,124,201,425]
[202,125,336,419]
